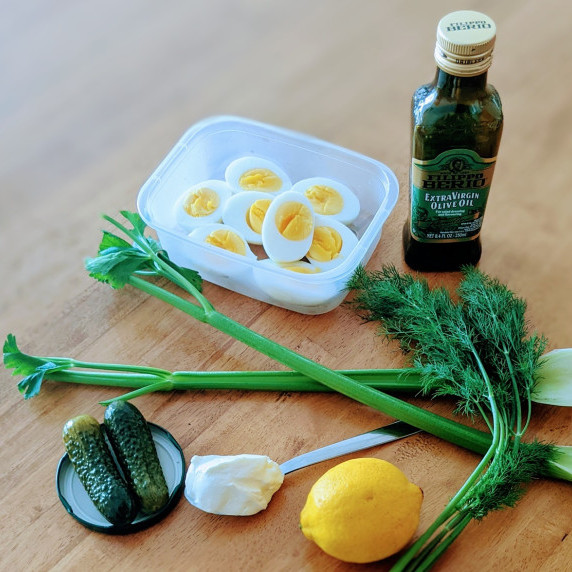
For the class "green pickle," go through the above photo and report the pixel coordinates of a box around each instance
[403,10,503,271]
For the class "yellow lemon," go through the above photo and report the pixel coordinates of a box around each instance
[299,457,423,564]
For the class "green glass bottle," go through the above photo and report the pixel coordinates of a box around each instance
[403,11,503,271]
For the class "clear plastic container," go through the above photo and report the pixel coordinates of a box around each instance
[137,116,399,314]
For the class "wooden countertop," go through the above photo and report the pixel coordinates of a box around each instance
[2,2,571,570]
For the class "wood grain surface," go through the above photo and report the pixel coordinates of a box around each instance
[1,1,571,571]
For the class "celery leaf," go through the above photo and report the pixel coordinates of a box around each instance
[3,334,47,375]
[86,212,202,291]
[3,334,70,398]
[86,246,151,288]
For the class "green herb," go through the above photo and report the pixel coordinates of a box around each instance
[347,265,563,570]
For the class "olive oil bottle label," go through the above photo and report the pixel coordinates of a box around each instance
[410,149,496,243]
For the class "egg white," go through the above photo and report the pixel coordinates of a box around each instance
[174,180,232,232]
[305,215,359,270]
[261,191,315,263]
[222,191,274,245]
[225,156,291,194]
[290,177,360,225]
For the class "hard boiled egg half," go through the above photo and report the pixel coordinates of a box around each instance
[188,223,256,275]
[225,157,291,194]
[290,177,360,225]
[175,180,232,232]
[222,191,274,245]
[305,215,359,270]
[261,191,315,263]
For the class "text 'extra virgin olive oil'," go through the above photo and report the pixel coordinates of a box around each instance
[403,11,503,271]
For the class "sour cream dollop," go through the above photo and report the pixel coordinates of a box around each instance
[184,454,285,516]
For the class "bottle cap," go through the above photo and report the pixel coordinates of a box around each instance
[434,11,496,77]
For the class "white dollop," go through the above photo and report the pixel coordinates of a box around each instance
[184,454,284,516]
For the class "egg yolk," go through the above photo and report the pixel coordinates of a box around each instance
[275,202,313,241]
[246,199,272,234]
[304,185,344,215]
[204,229,246,255]
[239,168,282,191]
[183,188,220,217]
[284,265,321,274]
[307,226,343,261]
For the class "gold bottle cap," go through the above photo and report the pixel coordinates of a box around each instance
[434,11,496,77]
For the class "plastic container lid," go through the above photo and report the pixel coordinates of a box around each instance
[56,423,185,534]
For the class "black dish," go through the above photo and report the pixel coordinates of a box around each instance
[56,422,185,534]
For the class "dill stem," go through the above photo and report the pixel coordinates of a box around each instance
[391,436,496,572]
[392,344,503,571]
[412,512,473,572]
[409,510,469,569]
[522,386,533,435]
[503,348,524,450]
[476,402,493,433]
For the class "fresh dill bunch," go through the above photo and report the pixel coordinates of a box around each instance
[348,265,492,416]
[458,267,548,416]
[348,265,547,424]
[347,264,556,570]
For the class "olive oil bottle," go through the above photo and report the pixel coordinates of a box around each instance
[403,11,503,271]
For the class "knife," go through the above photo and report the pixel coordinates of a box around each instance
[279,420,421,474]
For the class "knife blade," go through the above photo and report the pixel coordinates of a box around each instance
[279,420,421,474]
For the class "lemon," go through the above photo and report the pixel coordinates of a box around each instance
[299,457,423,564]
